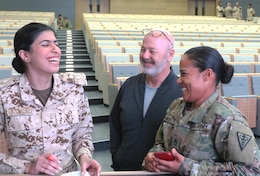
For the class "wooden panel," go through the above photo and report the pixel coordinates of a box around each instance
[188,0,215,16]
[110,0,188,15]
[205,0,215,16]
[75,0,89,30]
[100,0,110,13]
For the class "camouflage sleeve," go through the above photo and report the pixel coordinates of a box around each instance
[0,155,31,174]
[0,93,31,174]
[149,122,165,152]
[72,86,94,161]
[149,101,181,152]
[178,116,260,176]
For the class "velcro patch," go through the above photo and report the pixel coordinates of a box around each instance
[237,132,252,151]
[227,120,255,165]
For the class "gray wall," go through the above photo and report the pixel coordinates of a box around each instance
[0,0,75,28]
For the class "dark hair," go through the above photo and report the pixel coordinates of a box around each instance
[184,46,234,85]
[12,22,56,73]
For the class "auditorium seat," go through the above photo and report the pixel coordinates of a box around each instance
[222,54,232,62]
[118,41,141,46]
[108,76,129,108]
[231,62,254,73]
[0,46,14,54]
[109,62,140,84]
[171,62,179,74]
[98,54,132,104]
[102,54,131,71]
[250,75,260,135]
[102,62,140,106]
[253,63,260,73]
[122,46,140,54]
[94,46,124,80]
[90,40,119,64]
[222,42,242,48]
[202,42,222,48]
[222,75,257,128]
[241,42,260,48]
[216,48,238,55]
[0,40,12,46]
[237,48,260,54]
[0,54,14,66]
[130,54,140,62]
[0,66,12,80]
[221,75,251,96]
[231,54,257,62]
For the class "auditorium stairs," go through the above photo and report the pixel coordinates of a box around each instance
[56,29,112,171]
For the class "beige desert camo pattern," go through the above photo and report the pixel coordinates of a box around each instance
[0,73,94,174]
[150,91,260,176]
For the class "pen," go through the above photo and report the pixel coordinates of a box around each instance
[47,154,55,161]
[47,154,63,172]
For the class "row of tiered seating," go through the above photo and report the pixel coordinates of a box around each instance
[0,11,56,79]
[92,44,260,105]
[82,14,260,130]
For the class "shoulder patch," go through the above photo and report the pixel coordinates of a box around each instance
[227,119,255,165]
[59,72,87,86]
[0,76,19,89]
[237,132,252,151]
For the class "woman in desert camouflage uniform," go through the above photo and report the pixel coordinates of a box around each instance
[0,22,101,176]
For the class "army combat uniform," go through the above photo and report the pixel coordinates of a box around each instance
[0,73,94,174]
[150,91,260,176]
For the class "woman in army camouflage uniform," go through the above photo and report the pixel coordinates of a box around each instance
[0,22,101,176]
[144,46,260,175]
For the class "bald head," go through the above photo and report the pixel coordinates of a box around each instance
[143,28,175,49]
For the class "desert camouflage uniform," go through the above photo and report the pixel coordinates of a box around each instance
[216,5,224,17]
[233,6,243,20]
[247,7,255,22]
[0,73,94,174]
[150,91,260,175]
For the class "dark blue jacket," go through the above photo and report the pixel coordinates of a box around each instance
[109,68,182,171]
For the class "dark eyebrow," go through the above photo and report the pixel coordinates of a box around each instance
[39,39,58,44]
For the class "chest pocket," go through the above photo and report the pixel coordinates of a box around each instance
[6,107,39,132]
[55,106,79,126]
[5,108,42,148]
[174,122,218,160]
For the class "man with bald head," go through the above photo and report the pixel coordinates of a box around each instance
[233,2,243,20]
[109,29,182,170]
[224,2,233,18]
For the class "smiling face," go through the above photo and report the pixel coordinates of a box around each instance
[139,33,173,77]
[19,30,61,77]
[177,54,216,110]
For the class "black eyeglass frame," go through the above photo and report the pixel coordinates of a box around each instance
[142,28,174,48]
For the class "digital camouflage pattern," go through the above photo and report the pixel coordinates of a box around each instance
[150,91,260,176]
[0,73,94,174]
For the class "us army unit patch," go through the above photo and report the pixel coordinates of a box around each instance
[237,132,252,151]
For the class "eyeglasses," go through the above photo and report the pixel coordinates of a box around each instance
[142,28,174,48]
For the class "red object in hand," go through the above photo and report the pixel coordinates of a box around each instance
[47,155,55,161]
[154,151,175,161]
